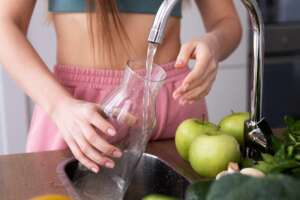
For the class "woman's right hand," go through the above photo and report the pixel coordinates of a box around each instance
[50,97,122,173]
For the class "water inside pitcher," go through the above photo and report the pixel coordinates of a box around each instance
[73,60,167,200]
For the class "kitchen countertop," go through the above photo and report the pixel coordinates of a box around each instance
[0,140,198,200]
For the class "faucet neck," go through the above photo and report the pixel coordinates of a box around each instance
[148,0,180,44]
[242,0,265,123]
[242,0,273,158]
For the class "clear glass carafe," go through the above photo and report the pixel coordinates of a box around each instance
[73,60,167,200]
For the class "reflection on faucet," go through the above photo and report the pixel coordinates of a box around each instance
[241,0,264,123]
[148,0,180,44]
[241,0,273,158]
[148,0,273,158]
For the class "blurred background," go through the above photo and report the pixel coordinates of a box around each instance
[0,0,258,154]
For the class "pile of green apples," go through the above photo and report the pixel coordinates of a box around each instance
[175,112,249,178]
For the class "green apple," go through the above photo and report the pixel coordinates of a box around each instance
[219,112,250,144]
[175,119,218,161]
[189,134,241,178]
[142,194,178,200]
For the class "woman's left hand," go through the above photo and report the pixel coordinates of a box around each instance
[173,34,220,105]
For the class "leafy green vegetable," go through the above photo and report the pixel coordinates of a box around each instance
[185,180,213,200]
[271,134,283,153]
[240,157,255,168]
[253,116,300,175]
[185,174,300,200]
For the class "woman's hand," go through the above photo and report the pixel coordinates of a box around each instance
[50,97,122,173]
[173,34,220,105]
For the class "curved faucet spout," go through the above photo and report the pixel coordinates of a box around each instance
[241,0,272,158]
[241,0,264,123]
[148,0,180,44]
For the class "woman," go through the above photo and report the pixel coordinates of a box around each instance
[0,0,241,173]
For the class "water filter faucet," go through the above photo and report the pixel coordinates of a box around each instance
[148,0,273,158]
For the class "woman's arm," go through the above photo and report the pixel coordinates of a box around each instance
[0,1,70,113]
[195,0,242,61]
[0,0,121,172]
[173,0,242,104]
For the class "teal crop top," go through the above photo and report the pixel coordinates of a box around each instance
[48,0,182,17]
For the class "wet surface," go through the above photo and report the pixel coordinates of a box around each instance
[58,153,190,200]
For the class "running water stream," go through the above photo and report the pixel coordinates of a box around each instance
[143,43,158,136]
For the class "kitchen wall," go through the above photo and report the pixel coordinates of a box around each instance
[0,70,3,153]
[0,0,248,154]
[0,67,28,154]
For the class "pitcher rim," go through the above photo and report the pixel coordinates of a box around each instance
[125,59,167,83]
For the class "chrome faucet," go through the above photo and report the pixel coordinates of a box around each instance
[148,0,180,44]
[148,0,273,159]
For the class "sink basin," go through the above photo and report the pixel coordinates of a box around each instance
[57,153,192,200]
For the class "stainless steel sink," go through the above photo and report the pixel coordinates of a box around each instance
[57,153,192,200]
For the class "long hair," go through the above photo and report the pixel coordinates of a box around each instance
[86,0,131,66]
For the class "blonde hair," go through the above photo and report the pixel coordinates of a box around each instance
[86,0,131,65]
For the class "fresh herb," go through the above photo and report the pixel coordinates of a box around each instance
[254,116,300,175]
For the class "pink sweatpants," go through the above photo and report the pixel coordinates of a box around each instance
[26,62,208,152]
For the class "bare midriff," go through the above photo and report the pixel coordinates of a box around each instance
[52,12,181,69]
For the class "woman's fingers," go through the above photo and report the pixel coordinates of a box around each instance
[185,61,217,92]
[179,86,208,105]
[64,134,100,173]
[181,46,213,87]
[178,66,211,94]
[179,72,216,104]
[173,42,218,100]
[86,105,117,137]
[72,130,115,169]
[175,42,196,68]
[173,57,211,100]
[53,100,124,173]
[80,121,122,158]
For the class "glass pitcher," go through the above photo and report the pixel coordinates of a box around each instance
[73,60,167,200]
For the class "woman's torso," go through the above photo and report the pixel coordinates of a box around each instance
[51,3,182,69]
